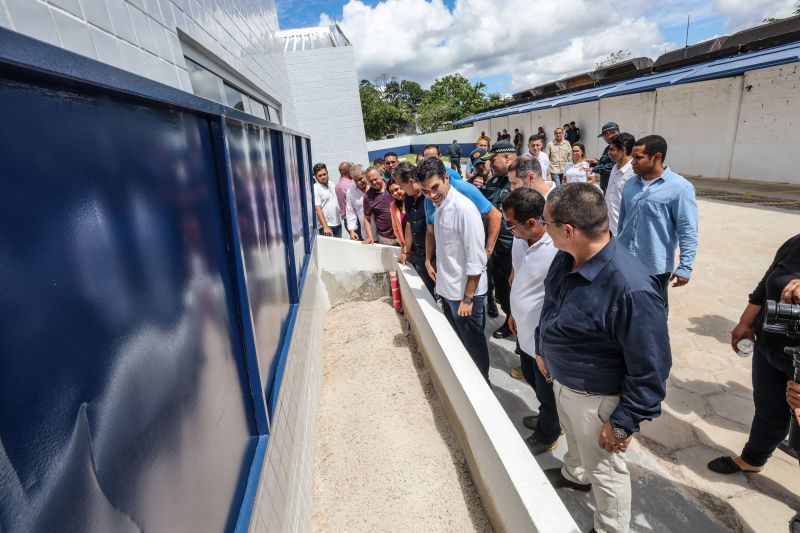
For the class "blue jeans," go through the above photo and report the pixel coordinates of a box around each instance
[551,173,562,186]
[519,345,561,444]
[441,295,490,380]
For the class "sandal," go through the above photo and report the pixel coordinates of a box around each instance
[707,456,761,474]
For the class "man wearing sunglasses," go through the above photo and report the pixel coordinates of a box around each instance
[536,183,671,533]
[502,187,560,455]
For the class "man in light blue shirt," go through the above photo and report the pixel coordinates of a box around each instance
[617,135,698,310]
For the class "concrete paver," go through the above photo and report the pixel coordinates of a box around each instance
[486,197,800,532]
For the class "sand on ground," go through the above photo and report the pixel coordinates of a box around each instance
[312,298,492,533]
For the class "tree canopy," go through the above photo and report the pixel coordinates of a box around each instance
[359,74,507,140]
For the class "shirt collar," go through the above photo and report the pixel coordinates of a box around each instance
[525,232,552,253]
[636,165,672,185]
[567,239,615,282]
[436,187,456,210]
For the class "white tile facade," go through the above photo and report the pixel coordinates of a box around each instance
[0,0,298,128]
[249,254,325,533]
[283,45,369,172]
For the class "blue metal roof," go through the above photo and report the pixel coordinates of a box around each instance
[454,40,800,126]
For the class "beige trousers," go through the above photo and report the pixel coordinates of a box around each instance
[554,381,631,533]
[377,235,399,246]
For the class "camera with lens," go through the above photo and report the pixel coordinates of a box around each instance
[764,300,800,462]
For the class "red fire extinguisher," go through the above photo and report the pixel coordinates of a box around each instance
[389,270,402,312]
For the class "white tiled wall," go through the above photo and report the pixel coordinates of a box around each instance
[0,0,298,128]
[283,45,368,172]
[249,253,325,532]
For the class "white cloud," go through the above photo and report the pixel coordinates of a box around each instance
[321,0,669,92]
[321,0,796,93]
[713,0,796,30]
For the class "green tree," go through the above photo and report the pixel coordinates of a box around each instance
[416,74,495,133]
[359,79,404,140]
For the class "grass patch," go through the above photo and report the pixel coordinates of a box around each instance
[398,153,451,163]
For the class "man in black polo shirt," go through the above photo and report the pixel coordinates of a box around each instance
[394,161,436,296]
[536,183,671,533]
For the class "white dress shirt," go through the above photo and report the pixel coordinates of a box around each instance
[522,150,551,179]
[605,159,634,236]
[433,188,488,301]
[510,233,558,355]
[314,181,340,227]
[345,186,366,238]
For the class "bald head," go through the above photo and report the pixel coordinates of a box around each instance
[339,161,351,179]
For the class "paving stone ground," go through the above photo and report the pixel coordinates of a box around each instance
[486,193,800,533]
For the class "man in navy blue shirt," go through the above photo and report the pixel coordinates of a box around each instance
[536,183,671,533]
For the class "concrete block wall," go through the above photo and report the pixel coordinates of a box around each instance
[284,45,368,179]
[0,0,298,128]
[469,63,800,184]
[365,126,478,162]
[249,253,326,533]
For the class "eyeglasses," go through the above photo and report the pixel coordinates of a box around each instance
[537,215,564,227]
[505,220,521,234]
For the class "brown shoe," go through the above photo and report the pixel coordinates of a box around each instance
[510,366,524,379]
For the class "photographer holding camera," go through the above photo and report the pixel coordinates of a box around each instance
[707,235,800,479]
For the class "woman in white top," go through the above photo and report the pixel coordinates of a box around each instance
[563,142,596,184]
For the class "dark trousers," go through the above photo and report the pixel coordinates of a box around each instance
[519,346,561,444]
[655,272,671,312]
[441,295,490,381]
[410,256,436,297]
[742,341,795,466]
[551,173,563,186]
[489,246,512,317]
[319,225,342,238]
[450,159,461,176]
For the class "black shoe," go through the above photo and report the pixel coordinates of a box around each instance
[522,415,539,430]
[487,297,499,318]
[791,512,800,533]
[525,434,557,455]
[543,468,592,492]
[493,323,513,339]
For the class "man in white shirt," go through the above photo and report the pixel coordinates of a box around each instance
[503,187,561,455]
[523,135,552,181]
[345,164,371,241]
[313,163,341,237]
[417,157,491,381]
[604,133,636,236]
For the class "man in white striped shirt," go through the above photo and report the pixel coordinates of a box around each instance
[417,157,490,381]
[604,133,636,237]
[345,164,371,241]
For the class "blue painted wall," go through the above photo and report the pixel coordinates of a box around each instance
[0,28,314,532]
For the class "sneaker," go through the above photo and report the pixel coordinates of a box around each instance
[525,434,557,455]
[492,323,513,339]
[522,415,539,430]
[510,366,524,379]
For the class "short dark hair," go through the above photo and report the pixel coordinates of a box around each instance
[373,157,384,165]
[570,121,576,125]
[415,156,447,183]
[502,187,545,223]
[387,177,398,188]
[392,161,416,184]
[509,155,541,177]
[546,183,608,238]
[634,135,668,162]
[423,144,440,156]
[312,162,327,176]
[528,134,540,144]
[453,139,457,143]
[609,132,635,155]
[384,151,398,159]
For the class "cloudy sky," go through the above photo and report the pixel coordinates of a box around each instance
[276,0,797,94]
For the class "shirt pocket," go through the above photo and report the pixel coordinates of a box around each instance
[644,200,670,219]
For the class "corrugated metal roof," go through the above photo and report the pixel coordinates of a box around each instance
[454,41,800,125]
[279,23,351,52]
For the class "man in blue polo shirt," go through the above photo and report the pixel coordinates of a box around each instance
[617,135,698,312]
[536,183,671,533]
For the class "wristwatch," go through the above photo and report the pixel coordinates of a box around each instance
[462,296,473,304]
[612,425,629,440]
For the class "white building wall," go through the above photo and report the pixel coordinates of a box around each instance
[529,109,561,144]
[0,0,298,128]
[558,101,601,156]
[283,45,368,174]
[730,63,800,183]
[653,77,741,179]
[598,92,657,142]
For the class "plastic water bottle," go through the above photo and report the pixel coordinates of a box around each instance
[737,339,754,358]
